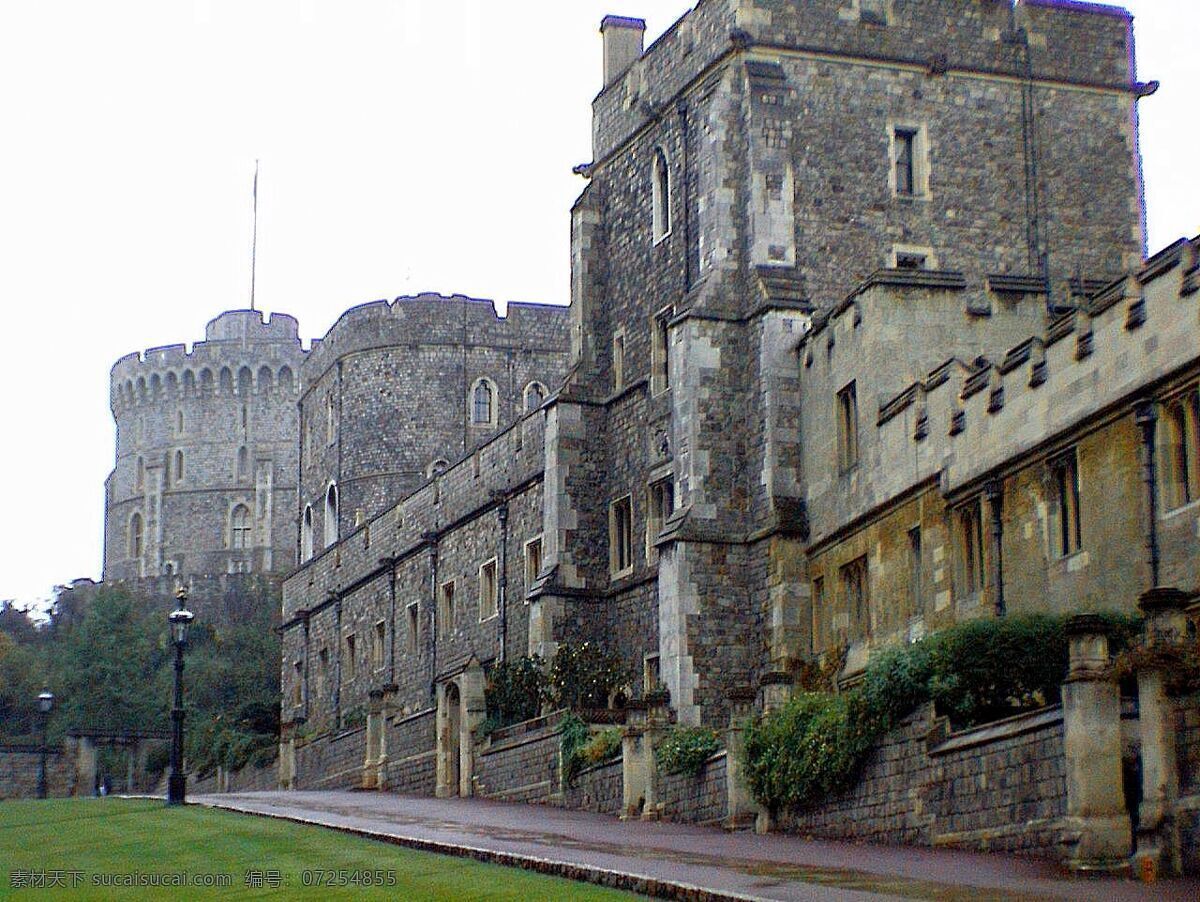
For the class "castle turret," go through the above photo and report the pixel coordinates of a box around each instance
[104,310,306,585]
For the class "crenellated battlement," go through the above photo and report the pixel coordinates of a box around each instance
[300,293,569,385]
[875,236,1198,495]
[592,0,1137,164]
[110,310,306,411]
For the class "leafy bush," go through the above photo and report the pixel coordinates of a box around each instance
[484,655,547,731]
[742,611,1141,812]
[559,713,621,785]
[545,642,629,712]
[656,726,721,777]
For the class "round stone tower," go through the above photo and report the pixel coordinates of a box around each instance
[104,310,306,584]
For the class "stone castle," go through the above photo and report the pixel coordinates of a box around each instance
[97,0,1200,870]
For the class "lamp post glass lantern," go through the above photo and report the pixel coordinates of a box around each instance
[167,594,194,806]
[36,690,53,799]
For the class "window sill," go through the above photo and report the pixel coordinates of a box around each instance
[653,229,672,247]
[479,612,499,624]
[609,566,635,582]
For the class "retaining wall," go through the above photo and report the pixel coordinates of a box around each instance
[777,704,1068,858]
[0,747,77,800]
[656,751,729,826]
[473,713,564,804]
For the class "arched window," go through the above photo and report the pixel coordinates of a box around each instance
[129,513,144,559]
[1162,393,1199,509]
[135,456,145,492]
[471,379,495,426]
[174,449,184,484]
[176,410,184,435]
[524,381,546,413]
[301,505,314,562]
[652,148,671,243]
[258,366,273,396]
[231,504,252,550]
[324,483,339,548]
[238,366,253,396]
[237,446,249,481]
[427,459,450,479]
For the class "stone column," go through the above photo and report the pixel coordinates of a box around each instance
[621,701,651,819]
[641,692,672,820]
[759,671,794,715]
[362,689,385,790]
[1061,614,1131,874]
[1134,587,1192,878]
[75,737,97,797]
[278,736,295,790]
[459,660,487,798]
[724,688,763,831]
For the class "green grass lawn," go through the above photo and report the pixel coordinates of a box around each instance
[0,798,643,900]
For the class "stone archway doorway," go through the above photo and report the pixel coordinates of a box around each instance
[435,659,486,798]
[442,683,461,797]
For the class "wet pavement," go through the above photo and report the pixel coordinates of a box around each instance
[193,791,1199,901]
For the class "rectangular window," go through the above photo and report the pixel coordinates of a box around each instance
[907,526,922,617]
[1052,451,1082,557]
[651,309,672,395]
[839,556,870,639]
[345,633,357,680]
[860,0,889,25]
[407,603,419,654]
[837,382,859,472]
[609,495,634,577]
[479,559,498,621]
[646,477,675,560]
[613,331,626,393]
[1160,389,1200,510]
[372,620,386,670]
[643,653,661,693]
[811,576,825,654]
[292,661,303,707]
[958,499,985,594]
[439,581,456,639]
[894,128,917,196]
[524,536,543,600]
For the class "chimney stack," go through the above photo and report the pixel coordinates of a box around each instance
[601,15,646,87]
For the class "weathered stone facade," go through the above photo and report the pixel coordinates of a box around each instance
[269,0,1200,872]
[105,310,306,596]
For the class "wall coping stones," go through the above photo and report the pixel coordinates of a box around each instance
[928,705,1063,757]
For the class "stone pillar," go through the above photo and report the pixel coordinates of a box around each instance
[1134,587,1192,878]
[1061,614,1131,874]
[76,737,97,797]
[724,689,763,831]
[278,737,295,790]
[362,689,385,790]
[759,671,794,715]
[459,660,487,798]
[641,692,672,820]
[621,701,651,820]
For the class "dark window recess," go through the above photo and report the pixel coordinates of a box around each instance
[895,129,917,195]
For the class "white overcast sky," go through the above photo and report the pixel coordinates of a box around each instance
[0,0,1195,608]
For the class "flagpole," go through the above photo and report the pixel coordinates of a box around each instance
[250,160,259,312]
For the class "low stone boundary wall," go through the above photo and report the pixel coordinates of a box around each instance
[293,726,367,790]
[564,758,623,815]
[382,709,436,795]
[776,705,1067,858]
[189,759,279,795]
[0,746,76,800]
[657,751,729,826]
[473,712,564,804]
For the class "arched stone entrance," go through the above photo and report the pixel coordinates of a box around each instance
[435,659,485,798]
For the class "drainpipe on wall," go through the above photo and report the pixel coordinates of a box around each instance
[332,593,343,729]
[677,99,693,294]
[497,499,510,665]
[1134,400,1161,587]
[385,560,398,686]
[985,479,1006,616]
[425,534,439,696]
[301,612,311,722]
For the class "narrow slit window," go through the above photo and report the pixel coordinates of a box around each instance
[610,495,634,577]
[839,556,870,640]
[1052,452,1082,557]
[837,382,859,472]
[407,604,419,654]
[652,148,671,242]
[959,499,985,593]
[895,128,917,196]
[479,559,498,621]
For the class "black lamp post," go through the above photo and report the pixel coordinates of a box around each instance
[167,587,194,806]
[36,690,54,799]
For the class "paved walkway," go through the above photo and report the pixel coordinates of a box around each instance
[194,791,1199,901]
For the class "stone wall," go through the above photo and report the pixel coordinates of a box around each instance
[382,709,436,796]
[473,713,564,805]
[777,704,1068,858]
[656,751,729,826]
[0,747,77,800]
[565,759,624,816]
[188,759,279,795]
[292,727,367,790]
